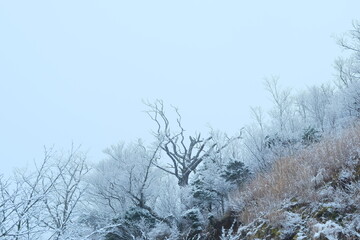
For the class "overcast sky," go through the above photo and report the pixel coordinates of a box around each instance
[1,1,360,174]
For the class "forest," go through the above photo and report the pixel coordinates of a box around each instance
[1,22,360,240]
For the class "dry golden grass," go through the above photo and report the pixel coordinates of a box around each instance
[233,123,360,224]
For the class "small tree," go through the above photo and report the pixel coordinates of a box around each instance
[191,134,248,218]
[180,208,204,239]
[221,160,251,187]
[264,77,293,133]
[191,159,229,216]
[242,108,269,169]
[301,126,321,146]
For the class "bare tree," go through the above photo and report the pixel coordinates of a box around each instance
[0,148,60,240]
[41,145,90,240]
[145,100,242,186]
[264,77,293,134]
[295,91,310,125]
[334,57,359,88]
[238,107,269,171]
[88,141,170,226]
[335,21,360,88]
[0,146,89,240]
[0,174,19,239]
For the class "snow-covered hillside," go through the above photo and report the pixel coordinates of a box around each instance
[222,124,360,240]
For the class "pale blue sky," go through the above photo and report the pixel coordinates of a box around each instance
[1,1,359,173]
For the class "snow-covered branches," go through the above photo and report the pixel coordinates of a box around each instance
[145,100,242,186]
[0,146,89,240]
